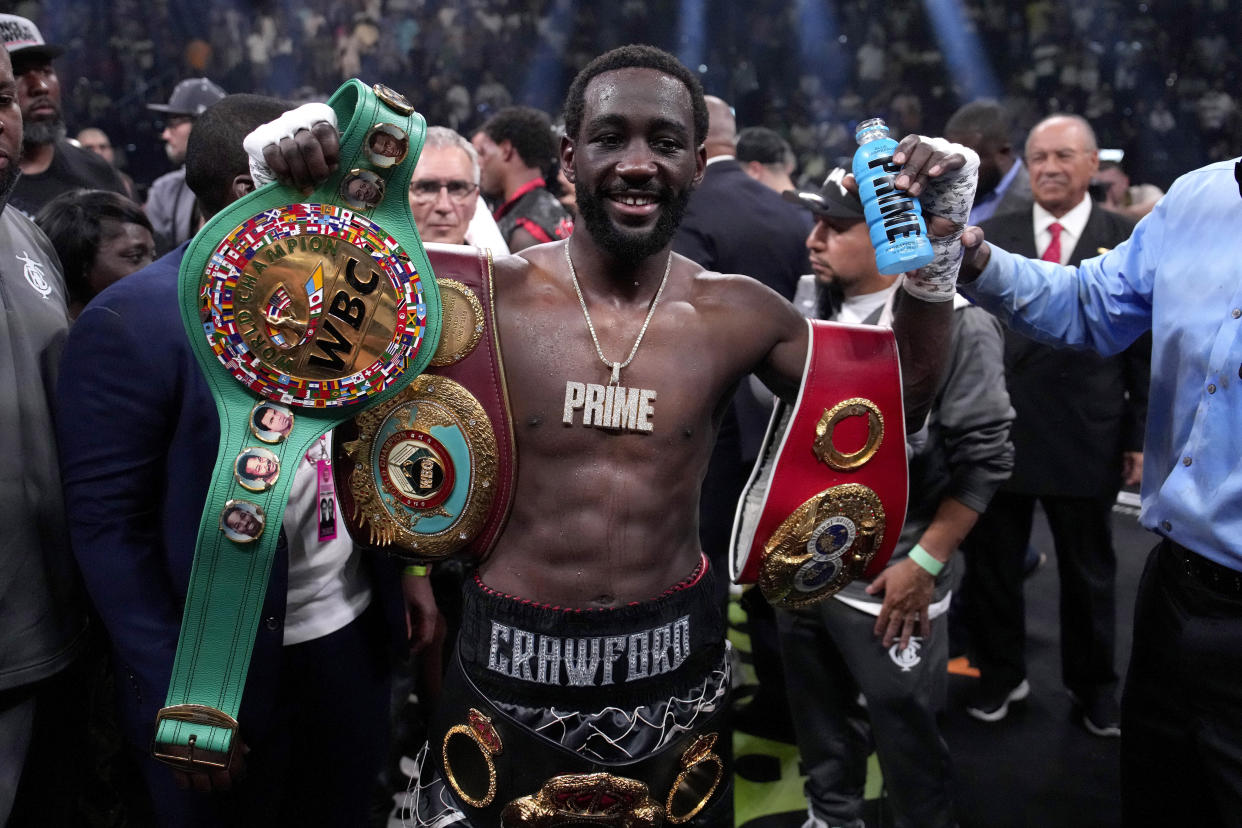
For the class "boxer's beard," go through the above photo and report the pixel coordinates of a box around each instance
[576,181,691,263]
[23,117,66,150]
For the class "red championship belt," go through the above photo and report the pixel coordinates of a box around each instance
[335,243,516,562]
[730,319,907,608]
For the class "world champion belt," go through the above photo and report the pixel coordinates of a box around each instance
[153,81,441,772]
[730,319,908,608]
[333,243,517,562]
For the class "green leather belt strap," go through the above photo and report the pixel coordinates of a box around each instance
[154,80,441,769]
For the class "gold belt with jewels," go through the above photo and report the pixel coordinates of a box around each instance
[333,243,517,563]
[730,318,908,608]
[428,651,728,826]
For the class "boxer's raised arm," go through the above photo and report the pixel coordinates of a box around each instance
[887,134,981,428]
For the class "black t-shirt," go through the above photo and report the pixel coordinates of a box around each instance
[9,140,128,218]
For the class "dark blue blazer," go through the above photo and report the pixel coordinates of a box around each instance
[674,157,812,301]
[56,245,404,751]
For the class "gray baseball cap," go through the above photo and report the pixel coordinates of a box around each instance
[782,167,864,220]
[148,78,227,116]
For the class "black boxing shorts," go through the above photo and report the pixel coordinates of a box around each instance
[413,554,732,827]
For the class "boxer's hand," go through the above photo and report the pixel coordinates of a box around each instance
[892,135,980,302]
[170,739,249,793]
[892,136,969,200]
[243,102,340,192]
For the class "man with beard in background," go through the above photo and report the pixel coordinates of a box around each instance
[0,14,126,216]
[145,78,226,252]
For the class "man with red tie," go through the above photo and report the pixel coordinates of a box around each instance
[961,114,1150,737]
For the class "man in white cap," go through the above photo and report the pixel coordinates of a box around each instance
[0,13,127,215]
[146,77,226,252]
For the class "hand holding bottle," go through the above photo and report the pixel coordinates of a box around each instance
[888,133,979,302]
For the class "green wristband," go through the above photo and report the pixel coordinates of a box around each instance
[403,564,430,577]
[908,544,944,577]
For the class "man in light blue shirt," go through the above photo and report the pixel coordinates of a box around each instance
[953,155,1242,827]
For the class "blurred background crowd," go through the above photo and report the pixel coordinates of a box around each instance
[19,0,1242,201]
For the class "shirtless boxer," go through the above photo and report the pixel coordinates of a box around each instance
[259,44,970,827]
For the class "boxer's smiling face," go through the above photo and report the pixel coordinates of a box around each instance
[563,68,704,262]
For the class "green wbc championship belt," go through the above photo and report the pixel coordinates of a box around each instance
[153,81,441,772]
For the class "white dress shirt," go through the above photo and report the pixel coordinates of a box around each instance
[1032,193,1092,264]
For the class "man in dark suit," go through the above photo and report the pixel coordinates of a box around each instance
[672,95,812,737]
[945,100,1033,224]
[962,114,1149,736]
[57,95,427,826]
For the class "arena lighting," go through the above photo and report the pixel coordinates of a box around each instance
[920,0,1001,102]
[676,0,707,76]
[520,0,576,115]
[795,0,847,90]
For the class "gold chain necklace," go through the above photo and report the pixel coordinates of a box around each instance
[564,243,672,387]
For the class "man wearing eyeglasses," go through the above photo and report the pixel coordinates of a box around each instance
[145,78,226,253]
[409,126,508,251]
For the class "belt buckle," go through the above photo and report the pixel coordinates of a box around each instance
[152,704,239,772]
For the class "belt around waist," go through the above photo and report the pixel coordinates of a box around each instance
[457,558,725,709]
[430,649,728,826]
[1166,539,1242,598]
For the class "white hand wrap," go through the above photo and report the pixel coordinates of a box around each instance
[902,137,979,303]
[242,102,338,188]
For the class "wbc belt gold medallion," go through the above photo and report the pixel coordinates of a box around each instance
[760,483,886,608]
[342,373,497,558]
[199,202,429,406]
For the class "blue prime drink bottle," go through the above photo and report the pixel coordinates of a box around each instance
[853,117,934,275]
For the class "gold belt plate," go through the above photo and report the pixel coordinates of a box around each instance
[342,374,497,557]
[760,483,886,608]
[198,203,430,408]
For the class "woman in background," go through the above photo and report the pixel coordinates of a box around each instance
[36,189,157,319]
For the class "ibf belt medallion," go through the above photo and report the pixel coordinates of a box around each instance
[814,397,884,471]
[342,374,496,558]
[199,202,429,408]
[501,773,662,827]
[759,483,885,608]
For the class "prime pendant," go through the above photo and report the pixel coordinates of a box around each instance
[563,380,656,433]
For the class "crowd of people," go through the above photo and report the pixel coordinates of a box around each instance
[24,0,1242,203]
[3,3,1242,828]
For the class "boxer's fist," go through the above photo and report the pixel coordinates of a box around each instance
[242,103,340,192]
